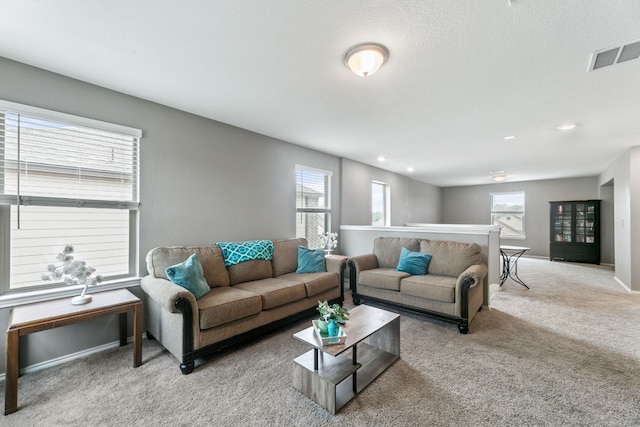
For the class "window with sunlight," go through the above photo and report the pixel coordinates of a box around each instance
[0,100,141,294]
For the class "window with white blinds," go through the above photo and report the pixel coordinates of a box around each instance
[0,100,141,293]
[295,165,331,249]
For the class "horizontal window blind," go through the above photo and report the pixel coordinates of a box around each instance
[295,166,332,249]
[0,100,141,292]
[295,166,331,211]
[0,107,140,207]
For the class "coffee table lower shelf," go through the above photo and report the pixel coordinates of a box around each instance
[292,305,400,414]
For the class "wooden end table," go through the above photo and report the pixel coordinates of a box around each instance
[292,305,400,414]
[4,288,142,415]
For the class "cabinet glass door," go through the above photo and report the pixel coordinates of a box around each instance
[585,203,596,243]
[575,203,586,243]
[553,203,573,242]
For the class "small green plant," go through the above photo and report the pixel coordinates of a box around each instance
[316,300,349,322]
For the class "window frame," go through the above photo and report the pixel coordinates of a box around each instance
[372,180,390,227]
[491,191,526,239]
[295,165,332,249]
[0,100,141,302]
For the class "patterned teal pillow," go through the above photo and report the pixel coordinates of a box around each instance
[165,254,211,299]
[216,240,274,267]
[396,247,432,275]
[296,246,326,273]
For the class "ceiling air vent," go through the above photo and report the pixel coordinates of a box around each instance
[589,40,640,71]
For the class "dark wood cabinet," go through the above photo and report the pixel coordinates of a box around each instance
[549,200,600,264]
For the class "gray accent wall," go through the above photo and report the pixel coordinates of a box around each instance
[340,158,441,226]
[441,177,609,261]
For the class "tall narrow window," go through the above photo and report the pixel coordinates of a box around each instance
[295,166,331,249]
[0,100,141,294]
[491,192,525,238]
[372,181,389,226]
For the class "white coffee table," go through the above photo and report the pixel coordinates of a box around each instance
[292,305,400,414]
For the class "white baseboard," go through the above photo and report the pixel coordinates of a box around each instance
[614,276,632,292]
[0,334,144,382]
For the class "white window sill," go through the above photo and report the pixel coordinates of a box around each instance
[0,277,141,309]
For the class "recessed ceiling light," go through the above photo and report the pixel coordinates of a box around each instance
[504,135,517,140]
[557,123,577,131]
[377,156,386,162]
[407,167,414,172]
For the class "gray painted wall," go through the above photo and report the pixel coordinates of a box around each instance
[0,57,439,373]
[598,147,640,291]
[440,177,611,262]
[340,158,441,226]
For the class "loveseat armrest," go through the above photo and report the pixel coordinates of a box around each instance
[455,262,488,333]
[349,253,379,273]
[347,253,379,294]
[456,262,488,290]
[140,275,198,314]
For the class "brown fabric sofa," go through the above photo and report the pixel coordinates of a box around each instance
[348,237,487,334]
[141,238,345,374]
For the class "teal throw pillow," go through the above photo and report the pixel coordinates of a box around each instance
[396,247,432,275]
[165,253,211,299]
[296,246,327,273]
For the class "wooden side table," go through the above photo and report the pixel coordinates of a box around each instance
[4,288,142,415]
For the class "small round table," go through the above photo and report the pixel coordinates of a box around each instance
[499,245,530,289]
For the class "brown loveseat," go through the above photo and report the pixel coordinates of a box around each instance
[348,237,487,334]
[141,238,345,374]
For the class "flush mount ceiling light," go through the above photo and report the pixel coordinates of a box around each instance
[377,156,386,162]
[491,170,507,182]
[344,43,389,77]
[558,123,577,131]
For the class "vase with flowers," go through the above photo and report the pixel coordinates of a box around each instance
[318,232,338,255]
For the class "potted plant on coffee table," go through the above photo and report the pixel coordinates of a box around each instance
[316,300,349,335]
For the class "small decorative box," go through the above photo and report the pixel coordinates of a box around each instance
[312,320,347,345]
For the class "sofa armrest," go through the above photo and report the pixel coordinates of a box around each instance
[325,254,347,276]
[140,275,198,314]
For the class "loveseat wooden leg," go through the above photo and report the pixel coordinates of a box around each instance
[458,323,469,334]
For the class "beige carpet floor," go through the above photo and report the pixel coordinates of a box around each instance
[2,257,639,426]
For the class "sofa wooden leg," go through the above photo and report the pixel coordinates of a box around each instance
[458,324,469,334]
[180,362,194,375]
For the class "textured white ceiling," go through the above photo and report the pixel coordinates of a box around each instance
[1,0,639,186]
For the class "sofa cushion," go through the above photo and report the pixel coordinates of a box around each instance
[420,240,482,277]
[396,247,432,275]
[146,245,229,287]
[164,253,211,299]
[216,240,274,267]
[234,278,306,309]
[296,246,326,273]
[359,268,411,291]
[400,274,457,303]
[279,272,338,297]
[272,238,307,277]
[228,259,273,285]
[373,237,422,268]
[197,286,263,329]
